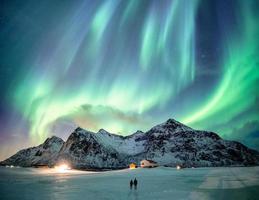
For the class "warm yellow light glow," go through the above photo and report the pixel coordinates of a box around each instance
[129,163,137,169]
[55,164,71,173]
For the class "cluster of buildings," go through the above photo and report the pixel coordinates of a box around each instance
[129,159,158,169]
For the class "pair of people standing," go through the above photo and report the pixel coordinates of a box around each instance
[130,178,138,189]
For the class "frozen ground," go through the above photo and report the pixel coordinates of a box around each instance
[0,166,259,200]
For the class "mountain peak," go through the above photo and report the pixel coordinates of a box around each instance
[43,136,64,144]
[147,118,193,135]
[164,118,190,127]
[74,127,85,132]
[166,118,179,124]
[97,128,109,134]
[134,130,144,134]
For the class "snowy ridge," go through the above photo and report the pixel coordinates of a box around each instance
[0,136,64,167]
[1,118,259,169]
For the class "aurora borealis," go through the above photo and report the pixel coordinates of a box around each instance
[0,0,259,160]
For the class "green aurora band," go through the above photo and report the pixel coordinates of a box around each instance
[183,2,259,134]
[7,0,259,147]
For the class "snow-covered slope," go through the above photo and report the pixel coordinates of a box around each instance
[55,127,127,169]
[1,119,259,169]
[135,119,259,167]
[0,136,64,167]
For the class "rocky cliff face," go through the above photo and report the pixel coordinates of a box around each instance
[1,119,259,169]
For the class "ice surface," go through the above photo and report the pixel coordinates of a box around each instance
[0,166,259,200]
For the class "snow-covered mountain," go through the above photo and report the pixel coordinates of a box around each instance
[1,119,259,169]
[0,136,64,167]
[130,119,259,167]
[54,127,128,169]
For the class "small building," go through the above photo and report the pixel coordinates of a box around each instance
[129,163,137,169]
[140,159,158,168]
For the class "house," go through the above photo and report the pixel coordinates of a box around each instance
[129,163,137,169]
[140,159,158,168]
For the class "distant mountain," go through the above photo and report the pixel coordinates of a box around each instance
[1,119,259,169]
[0,136,64,167]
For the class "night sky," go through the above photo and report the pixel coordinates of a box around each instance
[0,0,259,160]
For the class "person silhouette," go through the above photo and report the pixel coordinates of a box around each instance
[133,178,138,190]
[130,179,133,189]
